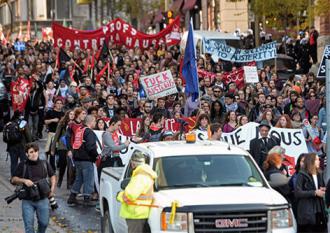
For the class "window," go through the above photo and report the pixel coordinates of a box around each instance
[154,155,265,190]
[56,0,70,19]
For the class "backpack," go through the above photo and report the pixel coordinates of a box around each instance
[72,126,86,150]
[3,121,22,143]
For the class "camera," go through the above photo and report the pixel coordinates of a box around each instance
[48,196,58,210]
[4,185,28,204]
[29,184,41,201]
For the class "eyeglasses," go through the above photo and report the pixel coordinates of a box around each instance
[144,105,151,108]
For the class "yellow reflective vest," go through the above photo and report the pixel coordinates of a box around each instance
[117,164,157,219]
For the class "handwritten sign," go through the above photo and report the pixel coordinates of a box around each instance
[244,66,259,83]
[204,40,277,63]
[140,70,177,99]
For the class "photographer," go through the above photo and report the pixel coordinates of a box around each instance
[11,143,56,233]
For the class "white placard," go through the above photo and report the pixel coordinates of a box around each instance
[244,66,259,83]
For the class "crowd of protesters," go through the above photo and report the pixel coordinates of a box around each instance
[0,25,329,232]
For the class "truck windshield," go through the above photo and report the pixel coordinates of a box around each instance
[154,155,265,190]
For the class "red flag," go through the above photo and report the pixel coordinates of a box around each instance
[95,49,101,61]
[91,51,96,69]
[83,53,90,74]
[222,68,245,90]
[178,57,185,85]
[96,63,108,83]
[10,77,31,112]
[132,72,140,90]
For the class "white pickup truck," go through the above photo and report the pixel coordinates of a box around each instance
[99,140,296,233]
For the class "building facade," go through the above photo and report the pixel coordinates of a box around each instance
[0,0,91,38]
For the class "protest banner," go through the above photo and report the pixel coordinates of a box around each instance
[140,70,178,99]
[195,122,308,174]
[197,69,216,80]
[243,66,259,83]
[204,40,277,63]
[222,68,245,89]
[53,16,181,51]
[117,117,196,136]
[317,45,330,78]
[10,77,31,112]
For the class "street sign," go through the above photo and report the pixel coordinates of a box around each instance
[317,45,330,78]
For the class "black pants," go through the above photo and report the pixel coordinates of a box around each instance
[38,108,44,138]
[98,157,123,180]
[298,224,327,233]
[47,153,56,172]
[0,99,10,131]
[57,150,67,184]
[8,145,27,176]
[126,219,150,233]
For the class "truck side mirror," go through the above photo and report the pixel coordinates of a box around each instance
[120,178,131,190]
[268,173,289,188]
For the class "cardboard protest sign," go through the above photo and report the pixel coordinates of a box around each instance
[244,66,259,83]
[140,70,177,99]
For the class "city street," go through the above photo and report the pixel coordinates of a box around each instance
[0,133,101,233]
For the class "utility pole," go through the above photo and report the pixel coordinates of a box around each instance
[326,59,330,180]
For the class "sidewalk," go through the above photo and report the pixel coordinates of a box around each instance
[0,132,100,232]
[0,133,66,233]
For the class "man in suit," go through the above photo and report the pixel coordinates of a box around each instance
[249,120,281,168]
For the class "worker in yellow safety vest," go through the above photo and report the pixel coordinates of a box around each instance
[117,151,157,233]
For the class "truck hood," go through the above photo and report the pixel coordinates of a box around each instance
[153,187,287,207]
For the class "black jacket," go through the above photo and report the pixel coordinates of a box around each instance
[295,170,327,226]
[248,103,262,122]
[104,105,117,118]
[249,136,281,168]
[26,80,43,114]
[73,128,98,162]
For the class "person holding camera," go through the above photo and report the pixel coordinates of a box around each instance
[11,143,57,233]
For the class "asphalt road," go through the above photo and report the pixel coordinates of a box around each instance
[0,132,101,233]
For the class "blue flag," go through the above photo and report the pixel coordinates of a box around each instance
[182,20,199,101]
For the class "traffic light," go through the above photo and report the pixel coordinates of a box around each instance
[166,10,174,24]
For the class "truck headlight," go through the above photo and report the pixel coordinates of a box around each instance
[161,212,188,231]
[271,208,293,229]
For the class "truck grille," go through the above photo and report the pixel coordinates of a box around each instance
[193,211,268,232]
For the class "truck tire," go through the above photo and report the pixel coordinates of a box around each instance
[101,209,115,233]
